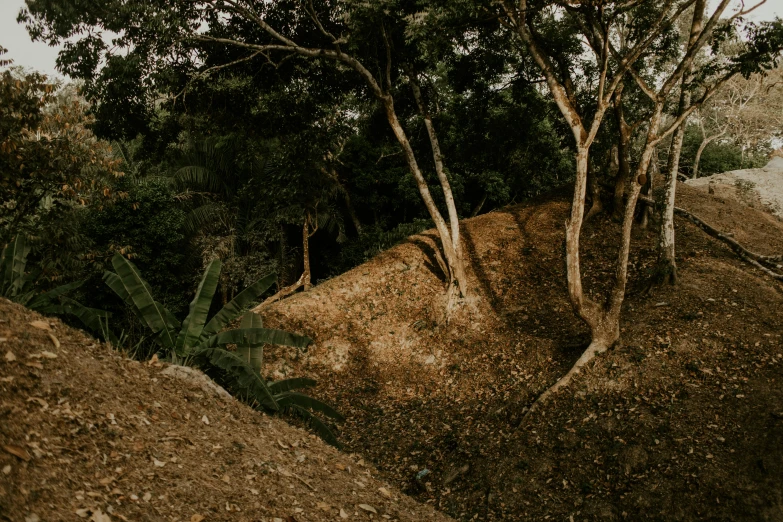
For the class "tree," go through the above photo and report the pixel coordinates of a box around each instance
[20,0,472,307]
[496,0,782,409]
[0,67,122,243]
[653,1,782,284]
[689,66,783,177]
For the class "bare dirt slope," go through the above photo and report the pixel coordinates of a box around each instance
[0,300,455,522]
[259,184,783,521]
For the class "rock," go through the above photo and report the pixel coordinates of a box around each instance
[160,365,232,402]
[686,157,783,218]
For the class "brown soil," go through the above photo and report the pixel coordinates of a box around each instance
[0,301,454,522]
[258,183,783,521]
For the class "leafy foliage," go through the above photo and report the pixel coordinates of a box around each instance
[0,71,122,243]
[103,254,342,444]
[0,235,109,332]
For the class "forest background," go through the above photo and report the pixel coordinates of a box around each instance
[1,0,782,355]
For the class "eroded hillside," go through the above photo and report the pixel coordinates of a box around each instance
[259,184,783,521]
[0,301,454,522]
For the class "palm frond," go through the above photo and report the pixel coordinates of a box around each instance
[174,166,224,194]
[236,312,264,372]
[1,235,30,297]
[109,254,180,348]
[184,204,232,236]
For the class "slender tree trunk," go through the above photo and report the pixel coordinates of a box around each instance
[612,83,633,220]
[408,73,467,299]
[344,193,363,236]
[692,129,726,178]
[640,148,658,229]
[380,95,467,299]
[302,217,312,291]
[657,0,705,285]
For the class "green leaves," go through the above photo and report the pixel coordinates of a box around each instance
[107,254,180,348]
[0,235,31,298]
[102,255,341,445]
[175,259,221,355]
[236,312,265,373]
[200,272,276,340]
[193,346,279,410]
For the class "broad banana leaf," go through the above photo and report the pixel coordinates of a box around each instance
[268,377,317,394]
[1,235,30,297]
[26,280,85,311]
[44,296,111,334]
[110,254,180,348]
[196,327,311,352]
[285,404,340,447]
[175,259,221,354]
[236,312,264,373]
[200,272,276,340]
[192,346,278,410]
[103,271,130,301]
[275,391,345,421]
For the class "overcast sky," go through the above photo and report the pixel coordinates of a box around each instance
[1,0,782,80]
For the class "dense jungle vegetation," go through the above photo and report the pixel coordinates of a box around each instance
[2,0,782,356]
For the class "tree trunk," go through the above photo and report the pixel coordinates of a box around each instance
[656,0,705,285]
[586,160,603,221]
[408,73,468,299]
[302,217,312,291]
[380,95,467,299]
[345,193,363,236]
[692,129,726,178]
[612,83,633,220]
[640,148,658,229]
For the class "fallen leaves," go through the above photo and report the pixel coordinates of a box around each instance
[190,516,205,522]
[47,333,60,348]
[2,444,31,461]
[29,350,58,359]
[201,415,209,425]
[26,397,49,410]
[358,504,377,514]
[4,350,16,362]
[77,508,111,520]
[29,320,50,331]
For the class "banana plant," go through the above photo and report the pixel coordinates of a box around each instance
[103,253,343,444]
[1,235,109,332]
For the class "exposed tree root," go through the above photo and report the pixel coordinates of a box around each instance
[639,195,783,280]
[251,273,307,313]
[522,340,610,422]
